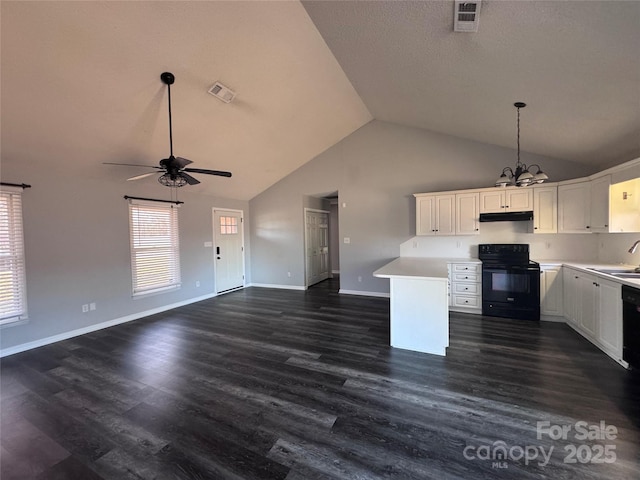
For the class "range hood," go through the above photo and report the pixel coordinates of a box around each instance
[479,211,533,222]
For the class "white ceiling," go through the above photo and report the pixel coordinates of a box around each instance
[2,2,639,201]
[303,0,640,169]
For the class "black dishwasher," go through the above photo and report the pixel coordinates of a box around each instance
[623,285,640,369]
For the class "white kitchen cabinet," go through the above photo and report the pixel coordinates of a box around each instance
[480,188,533,213]
[597,278,622,361]
[562,266,624,365]
[590,175,611,232]
[415,194,455,236]
[558,181,592,233]
[533,185,558,234]
[540,265,563,317]
[455,192,480,235]
[448,262,481,313]
[563,268,579,325]
[577,274,598,338]
[562,267,596,337]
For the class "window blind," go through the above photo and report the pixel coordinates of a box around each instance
[129,200,181,296]
[0,188,27,324]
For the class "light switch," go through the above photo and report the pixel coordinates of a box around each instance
[344,237,351,244]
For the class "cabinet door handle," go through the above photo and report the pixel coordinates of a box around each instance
[586,226,590,229]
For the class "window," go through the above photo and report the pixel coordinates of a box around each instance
[129,200,180,296]
[219,215,238,235]
[0,188,27,325]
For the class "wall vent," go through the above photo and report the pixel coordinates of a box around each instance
[454,1,481,32]
[207,82,236,103]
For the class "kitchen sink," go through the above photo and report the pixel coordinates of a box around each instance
[588,267,640,279]
[612,273,640,279]
[589,268,640,275]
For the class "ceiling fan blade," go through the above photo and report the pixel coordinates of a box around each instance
[183,168,232,178]
[174,157,193,168]
[127,172,157,181]
[103,162,162,169]
[180,172,200,185]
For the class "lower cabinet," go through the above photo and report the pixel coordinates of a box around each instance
[562,267,623,364]
[448,262,482,313]
[540,265,563,317]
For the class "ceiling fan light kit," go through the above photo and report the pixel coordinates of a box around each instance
[104,72,232,188]
[494,102,548,188]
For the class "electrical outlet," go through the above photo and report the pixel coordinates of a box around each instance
[287,272,291,278]
[413,240,418,248]
[456,241,461,248]
[82,304,89,313]
[89,302,96,311]
[344,237,351,244]
[545,242,551,249]
[358,276,362,282]
[196,281,200,287]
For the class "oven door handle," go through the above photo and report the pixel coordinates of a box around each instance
[484,265,539,272]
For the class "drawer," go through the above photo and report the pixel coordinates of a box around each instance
[452,295,480,308]
[452,273,479,282]
[453,282,479,295]
[451,263,480,274]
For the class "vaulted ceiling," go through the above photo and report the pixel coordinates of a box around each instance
[302,0,640,169]
[2,1,638,200]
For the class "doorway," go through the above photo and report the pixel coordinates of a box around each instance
[213,208,245,294]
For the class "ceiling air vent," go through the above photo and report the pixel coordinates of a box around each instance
[207,82,236,103]
[454,1,481,33]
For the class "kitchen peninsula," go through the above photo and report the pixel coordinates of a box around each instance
[373,257,450,356]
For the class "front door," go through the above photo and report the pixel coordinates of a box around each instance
[213,209,245,293]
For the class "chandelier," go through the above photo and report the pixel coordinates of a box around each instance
[495,102,548,187]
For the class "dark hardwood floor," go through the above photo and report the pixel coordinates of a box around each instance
[2,276,639,479]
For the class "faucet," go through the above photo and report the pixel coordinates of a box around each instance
[630,240,640,272]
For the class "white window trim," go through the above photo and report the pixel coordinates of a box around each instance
[0,186,28,326]
[128,199,181,297]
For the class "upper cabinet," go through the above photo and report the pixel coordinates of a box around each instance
[609,177,640,232]
[532,185,557,234]
[455,192,480,235]
[415,192,480,236]
[415,194,455,236]
[590,175,611,232]
[479,188,532,213]
[558,180,591,233]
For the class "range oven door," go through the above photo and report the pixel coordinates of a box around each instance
[482,264,540,320]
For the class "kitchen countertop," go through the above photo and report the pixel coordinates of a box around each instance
[560,262,640,289]
[373,257,449,280]
[375,257,640,289]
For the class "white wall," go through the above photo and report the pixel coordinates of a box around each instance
[249,120,595,293]
[0,161,249,353]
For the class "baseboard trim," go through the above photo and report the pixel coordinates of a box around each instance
[248,283,307,291]
[0,292,219,358]
[339,289,390,298]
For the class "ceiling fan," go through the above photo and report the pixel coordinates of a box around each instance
[105,72,232,187]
